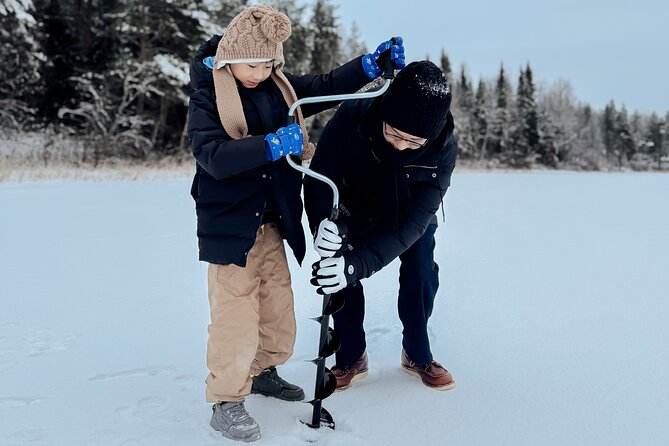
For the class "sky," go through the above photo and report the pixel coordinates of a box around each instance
[300,0,669,115]
[1,172,668,445]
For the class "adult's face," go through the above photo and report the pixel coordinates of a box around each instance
[382,122,428,151]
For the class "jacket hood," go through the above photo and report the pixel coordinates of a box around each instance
[190,35,221,91]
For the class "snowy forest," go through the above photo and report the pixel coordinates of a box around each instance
[1,0,667,171]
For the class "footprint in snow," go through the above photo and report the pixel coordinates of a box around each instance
[23,328,78,357]
[0,429,45,444]
[0,397,42,409]
[89,366,174,382]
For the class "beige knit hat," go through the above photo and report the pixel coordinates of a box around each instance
[212,4,314,160]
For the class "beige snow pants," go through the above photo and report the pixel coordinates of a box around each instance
[205,223,296,403]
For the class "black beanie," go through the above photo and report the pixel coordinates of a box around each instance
[381,61,452,140]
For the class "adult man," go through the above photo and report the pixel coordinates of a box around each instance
[304,61,457,391]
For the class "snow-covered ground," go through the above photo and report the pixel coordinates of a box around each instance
[1,172,668,445]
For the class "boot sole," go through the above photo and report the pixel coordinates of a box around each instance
[211,421,261,443]
[401,366,456,391]
[218,431,261,443]
[335,370,368,392]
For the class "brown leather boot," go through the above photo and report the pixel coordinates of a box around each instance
[332,352,368,391]
[401,350,455,391]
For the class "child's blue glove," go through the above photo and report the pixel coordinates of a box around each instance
[361,37,405,79]
[264,123,304,161]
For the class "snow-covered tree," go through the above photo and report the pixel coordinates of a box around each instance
[0,0,44,131]
[644,113,664,169]
[512,64,541,166]
[205,0,247,32]
[614,105,634,168]
[439,48,452,80]
[472,78,489,160]
[452,66,475,158]
[309,0,339,73]
[340,20,366,65]
[307,0,340,142]
[56,57,190,162]
[628,110,644,162]
[105,0,202,152]
[488,64,512,157]
[268,0,310,74]
[538,79,606,169]
[601,101,617,165]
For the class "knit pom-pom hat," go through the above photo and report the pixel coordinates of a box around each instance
[212,4,314,160]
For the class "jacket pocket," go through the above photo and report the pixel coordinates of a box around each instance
[403,165,439,185]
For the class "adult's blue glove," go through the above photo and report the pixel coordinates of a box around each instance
[264,123,303,161]
[361,36,405,79]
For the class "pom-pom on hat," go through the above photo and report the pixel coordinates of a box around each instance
[212,4,314,159]
[215,3,291,67]
[381,61,452,140]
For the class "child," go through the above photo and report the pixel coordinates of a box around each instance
[186,4,405,442]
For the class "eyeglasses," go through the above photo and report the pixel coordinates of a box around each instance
[383,122,427,150]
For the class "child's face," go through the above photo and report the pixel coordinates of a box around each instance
[230,62,274,88]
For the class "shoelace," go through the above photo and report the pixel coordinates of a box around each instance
[226,403,250,422]
[265,370,291,387]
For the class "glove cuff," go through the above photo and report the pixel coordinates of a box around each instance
[361,54,380,80]
[343,253,364,284]
[264,133,280,161]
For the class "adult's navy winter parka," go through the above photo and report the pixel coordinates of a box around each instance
[304,96,458,282]
[187,36,371,267]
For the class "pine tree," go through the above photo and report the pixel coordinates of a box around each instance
[629,111,643,164]
[645,113,664,169]
[210,0,247,26]
[453,66,475,158]
[33,0,81,122]
[509,66,527,164]
[473,79,489,160]
[573,103,602,169]
[488,64,511,158]
[340,21,367,65]
[113,0,203,153]
[538,110,561,167]
[537,78,587,169]
[664,111,669,168]
[50,0,206,159]
[513,64,541,166]
[614,105,634,168]
[601,101,617,165]
[270,0,310,74]
[87,0,125,70]
[307,0,340,142]
[0,0,44,130]
[614,107,631,167]
[439,48,452,80]
[309,0,339,73]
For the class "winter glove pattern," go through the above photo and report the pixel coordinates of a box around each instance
[361,36,405,79]
[264,123,304,161]
[314,219,343,258]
